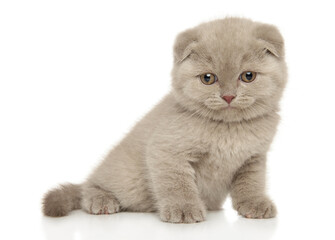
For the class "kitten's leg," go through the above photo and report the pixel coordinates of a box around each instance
[230,154,277,219]
[147,152,206,223]
[81,184,121,215]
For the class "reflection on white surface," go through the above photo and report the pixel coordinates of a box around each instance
[41,209,277,240]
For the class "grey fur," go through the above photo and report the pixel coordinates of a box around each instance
[43,17,287,223]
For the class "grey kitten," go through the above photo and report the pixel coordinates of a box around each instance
[43,17,287,223]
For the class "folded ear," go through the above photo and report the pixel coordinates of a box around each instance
[254,24,284,58]
[173,28,198,63]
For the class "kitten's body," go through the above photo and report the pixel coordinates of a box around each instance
[43,18,287,223]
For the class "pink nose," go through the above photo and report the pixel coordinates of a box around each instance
[222,95,235,104]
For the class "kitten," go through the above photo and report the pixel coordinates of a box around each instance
[43,17,287,223]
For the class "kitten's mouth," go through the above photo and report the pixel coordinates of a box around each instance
[223,106,236,110]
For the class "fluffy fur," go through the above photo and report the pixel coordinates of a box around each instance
[43,17,287,223]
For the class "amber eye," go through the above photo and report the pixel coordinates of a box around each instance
[200,73,217,85]
[240,71,257,83]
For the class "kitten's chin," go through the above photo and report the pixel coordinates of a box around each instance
[208,100,275,122]
[197,102,272,123]
[205,104,236,111]
[222,106,236,110]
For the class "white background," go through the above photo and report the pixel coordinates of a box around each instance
[1,0,334,239]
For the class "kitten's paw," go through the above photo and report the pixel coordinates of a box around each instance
[234,197,277,219]
[160,203,206,223]
[82,196,121,215]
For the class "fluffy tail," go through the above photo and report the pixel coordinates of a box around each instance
[42,183,82,217]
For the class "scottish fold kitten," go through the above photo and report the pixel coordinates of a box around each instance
[43,17,287,223]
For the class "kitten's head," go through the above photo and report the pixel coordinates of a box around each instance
[171,18,287,122]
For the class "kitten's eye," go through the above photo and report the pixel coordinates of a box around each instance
[239,71,257,83]
[200,73,217,85]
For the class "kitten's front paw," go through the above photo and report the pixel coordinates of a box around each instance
[234,197,277,219]
[160,202,206,223]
